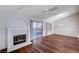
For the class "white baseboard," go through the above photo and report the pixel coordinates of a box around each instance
[54,34,78,38]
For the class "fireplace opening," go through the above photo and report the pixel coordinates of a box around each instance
[13,34,26,45]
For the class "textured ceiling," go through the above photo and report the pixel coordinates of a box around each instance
[1,5,55,15]
[0,5,79,21]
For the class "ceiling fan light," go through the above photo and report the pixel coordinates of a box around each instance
[45,8,49,11]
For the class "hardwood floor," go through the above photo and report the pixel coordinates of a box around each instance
[0,34,79,53]
[10,34,79,53]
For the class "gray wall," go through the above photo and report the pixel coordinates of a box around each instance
[53,13,78,37]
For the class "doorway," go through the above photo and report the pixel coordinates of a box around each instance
[30,20,43,40]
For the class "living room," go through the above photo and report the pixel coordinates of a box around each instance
[0,5,79,53]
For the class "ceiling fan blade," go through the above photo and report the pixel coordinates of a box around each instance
[43,7,58,15]
[48,7,58,12]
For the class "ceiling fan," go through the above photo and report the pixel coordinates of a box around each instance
[43,6,58,15]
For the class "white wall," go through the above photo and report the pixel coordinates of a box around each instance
[0,8,45,50]
[0,9,6,49]
[44,12,78,38]
[0,9,31,50]
[53,13,78,37]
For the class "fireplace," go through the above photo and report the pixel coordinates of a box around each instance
[13,34,26,45]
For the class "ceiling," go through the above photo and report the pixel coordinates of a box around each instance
[1,5,55,16]
[0,5,79,21]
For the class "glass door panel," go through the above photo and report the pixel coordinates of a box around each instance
[31,21,43,40]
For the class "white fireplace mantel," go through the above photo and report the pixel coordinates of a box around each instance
[7,27,31,52]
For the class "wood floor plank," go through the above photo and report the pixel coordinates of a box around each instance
[0,34,79,53]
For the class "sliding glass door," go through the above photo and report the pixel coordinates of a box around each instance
[30,20,43,40]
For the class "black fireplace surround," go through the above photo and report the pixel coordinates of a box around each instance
[13,34,26,45]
